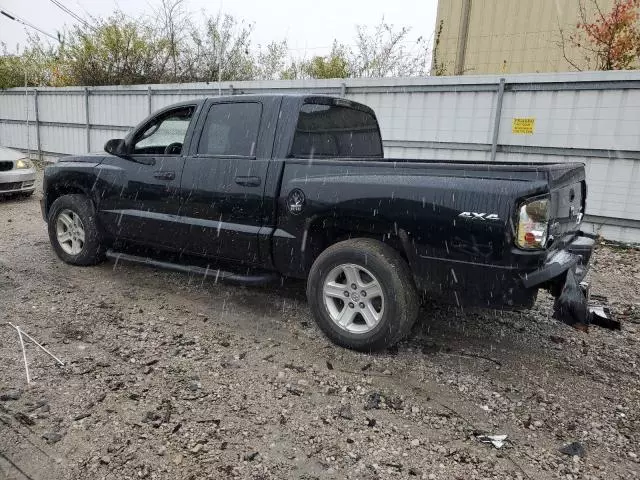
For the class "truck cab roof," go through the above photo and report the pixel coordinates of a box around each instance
[163,94,376,115]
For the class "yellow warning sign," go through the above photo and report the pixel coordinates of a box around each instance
[512,118,535,134]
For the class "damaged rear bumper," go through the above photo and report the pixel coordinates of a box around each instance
[520,232,620,330]
[521,232,595,289]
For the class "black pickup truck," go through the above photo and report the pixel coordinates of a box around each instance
[41,94,599,351]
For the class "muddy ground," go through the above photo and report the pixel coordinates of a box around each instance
[1,174,639,480]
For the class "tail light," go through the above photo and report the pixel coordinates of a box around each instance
[516,197,549,249]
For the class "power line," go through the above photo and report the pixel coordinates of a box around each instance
[49,0,94,30]
[0,8,59,41]
[48,0,95,31]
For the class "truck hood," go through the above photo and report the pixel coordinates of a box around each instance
[56,153,107,164]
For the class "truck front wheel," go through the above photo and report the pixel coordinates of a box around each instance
[307,238,419,351]
[47,194,105,266]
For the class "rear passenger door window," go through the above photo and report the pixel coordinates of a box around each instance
[197,102,262,157]
[291,103,383,158]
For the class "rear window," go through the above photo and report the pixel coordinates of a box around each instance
[290,103,383,158]
[197,102,261,157]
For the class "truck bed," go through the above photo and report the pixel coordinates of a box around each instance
[272,157,585,307]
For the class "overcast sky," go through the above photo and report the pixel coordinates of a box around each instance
[1,0,438,57]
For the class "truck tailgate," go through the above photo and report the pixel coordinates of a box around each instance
[547,164,586,248]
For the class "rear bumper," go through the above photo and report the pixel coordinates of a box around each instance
[410,231,595,310]
[521,232,595,288]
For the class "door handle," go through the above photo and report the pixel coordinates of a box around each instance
[235,176,261,187]
[153,171,175,181]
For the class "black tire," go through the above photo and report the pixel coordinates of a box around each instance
[307,238,419,352]
[47,194,105,266]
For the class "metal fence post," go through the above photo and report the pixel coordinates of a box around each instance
[147,86,152,114]
[340,82,347,97]
[25,87,30,160]
[490,78,506,162]
[84,87,90,152]
[34,89,42,161]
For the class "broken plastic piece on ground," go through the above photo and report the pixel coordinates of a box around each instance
[553,267,620,331]
[559,441,586,457]
[589,305,621,330]
[553,267,590,329]
[477,434,507,448]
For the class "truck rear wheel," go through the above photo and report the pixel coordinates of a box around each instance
[47,194,105,266]
[307,239,419,352]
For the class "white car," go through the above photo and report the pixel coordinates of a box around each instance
[0,146,36,196]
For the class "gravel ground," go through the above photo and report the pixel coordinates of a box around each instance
[1,173,639,480]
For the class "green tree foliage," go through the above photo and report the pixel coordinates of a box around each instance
[0,5,432,87]
[0,40,60,88]
[57,12,171,85]
[282,42,350,79]
[282,20,430,80]
[0,45,25,89]
[303,43,350,79]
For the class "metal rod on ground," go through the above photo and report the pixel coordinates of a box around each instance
[8,322,65,366]
[16,326,31,384]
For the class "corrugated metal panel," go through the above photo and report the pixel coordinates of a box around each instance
[583,224,639,244]
[40,125,85,155]
[90,92,147,127]
[1,71,639,242]
[90,127,132,153]
[500,153,640,222]
[38,93,84,123]
[0,122,38,151]
[348,90,495,144]
[499,89,640,151]
[151,93,205,112]
[0,91,35,121]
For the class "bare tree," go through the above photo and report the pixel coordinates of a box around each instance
[349,18,431,77]
[255,40,288,80]
[179,13,254,82]
[154,0,190,82]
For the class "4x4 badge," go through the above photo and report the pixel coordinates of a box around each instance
[458,212,500,221]
[287,189,305,214]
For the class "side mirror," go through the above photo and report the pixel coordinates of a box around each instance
[104,138,126,156]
